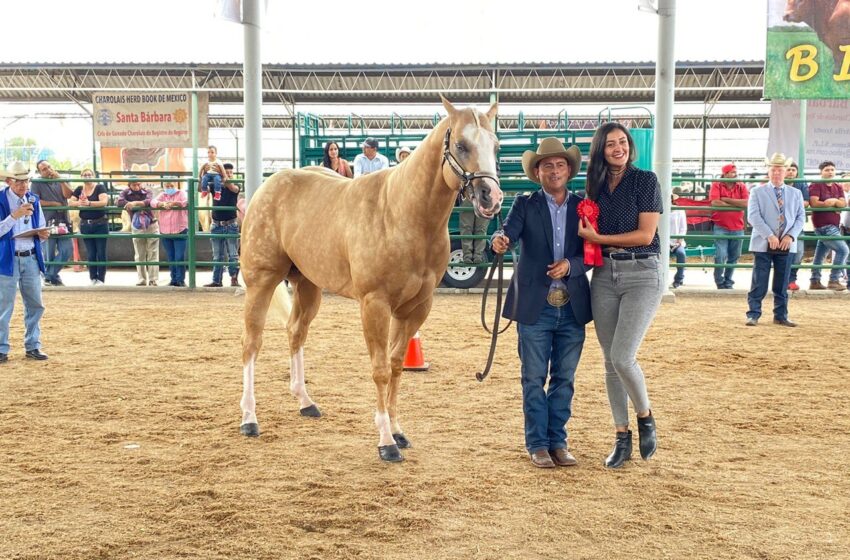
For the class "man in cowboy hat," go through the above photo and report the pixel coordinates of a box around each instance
[491,137,592,468]
[353,137,389,178]
[709,162,749,289]
[745,153,806,327]
[0,161,51,363]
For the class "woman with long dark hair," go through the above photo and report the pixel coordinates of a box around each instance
[322,141,353,178]
[578,122,662,469]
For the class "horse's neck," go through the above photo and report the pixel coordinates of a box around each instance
[385,121,457,230]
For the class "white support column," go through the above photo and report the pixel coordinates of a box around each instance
[243,0,263,204]
[654,0,676,290]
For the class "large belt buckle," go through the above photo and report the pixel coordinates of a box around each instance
[547,287,570,308]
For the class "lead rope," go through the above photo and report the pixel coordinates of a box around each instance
[475,217,518,382]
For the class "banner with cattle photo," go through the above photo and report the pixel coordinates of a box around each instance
[93,91,209,148]
[765,0,850,99]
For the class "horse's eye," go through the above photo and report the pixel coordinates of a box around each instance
[454,142,468,154]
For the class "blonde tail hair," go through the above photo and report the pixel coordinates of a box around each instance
[268,283,292,328]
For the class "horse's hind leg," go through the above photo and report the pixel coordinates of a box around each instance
[240,268,285,437]
[288,275,323,417]
[387,297,434,450]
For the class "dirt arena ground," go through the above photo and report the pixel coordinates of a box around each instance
[1,291,847,559]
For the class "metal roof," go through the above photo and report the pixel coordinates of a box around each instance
[0,60,765,105]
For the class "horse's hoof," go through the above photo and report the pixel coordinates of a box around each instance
[299,404,322,418]
[378,444,404,462]
[240,422,260,437]
[392,433,412,449]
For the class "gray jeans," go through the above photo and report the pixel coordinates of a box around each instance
[591,255,663,427]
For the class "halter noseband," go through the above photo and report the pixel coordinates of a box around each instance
[442,128,500,202]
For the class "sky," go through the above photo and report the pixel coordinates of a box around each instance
[1,0,772,170]
[5,0,768,65]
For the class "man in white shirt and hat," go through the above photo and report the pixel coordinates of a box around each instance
[0,161,51,363]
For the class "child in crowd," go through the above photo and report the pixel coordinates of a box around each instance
[200,145,226,201]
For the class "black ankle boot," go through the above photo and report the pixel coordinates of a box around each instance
[637,413,657,460]
[605,430,632,468]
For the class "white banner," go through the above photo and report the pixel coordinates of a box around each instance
[767,100,850,170]
[93,92,208,148]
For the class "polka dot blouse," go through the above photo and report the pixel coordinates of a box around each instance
[596,165,663,254]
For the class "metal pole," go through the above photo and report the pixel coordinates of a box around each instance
[91,116,98,173]
[655,0,676,292]
[188,91,199,289]
[291,106,298,169]
[700,114,707,177]
[798,99,807,175]
[243,0,263,203]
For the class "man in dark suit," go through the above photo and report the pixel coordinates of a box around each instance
[491,137,592,469]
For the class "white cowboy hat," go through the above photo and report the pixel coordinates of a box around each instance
[766,153,791,167]
[0,161,31,181]
[396,146,411,160]
[521,137,581,184]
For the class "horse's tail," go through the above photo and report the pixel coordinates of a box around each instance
[268,282,292,328]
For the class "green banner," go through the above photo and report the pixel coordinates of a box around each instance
[765,0,850,99]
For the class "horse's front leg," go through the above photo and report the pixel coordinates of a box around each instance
[387,298,433,450]
[360,295,400,462]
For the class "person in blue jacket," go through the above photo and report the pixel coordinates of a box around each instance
[491,137,592,469]
[0,161,51,363]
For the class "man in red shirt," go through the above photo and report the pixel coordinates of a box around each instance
[709,163,749,289]
[809,161,848,291]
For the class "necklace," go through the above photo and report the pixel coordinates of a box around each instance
[608,166,626,178]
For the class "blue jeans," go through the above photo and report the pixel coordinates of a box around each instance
[0,254,45,354]
[211,223,239,283]
[162,229,188,285]
[747,252,792,321]
[811,224,849,283]
[516,302,585,453]
[42,235,72,283]
[789,238,805,283]
[670,244,686,285]
[713,226,743,288]
[201,173,222,194]
[80,222,109,282]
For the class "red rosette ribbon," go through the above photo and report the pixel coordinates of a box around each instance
[577,199,603,266]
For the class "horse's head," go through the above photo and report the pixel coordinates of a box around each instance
[441,97,503,219]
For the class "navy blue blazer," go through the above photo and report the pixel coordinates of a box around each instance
[497,190,592,326]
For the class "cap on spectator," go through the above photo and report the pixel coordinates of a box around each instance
[721,163,736,175]
[396,145,412,159]
[362,138,379,149]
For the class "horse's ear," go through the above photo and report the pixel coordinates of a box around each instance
[485,102,498,122]
[441,95,458,117]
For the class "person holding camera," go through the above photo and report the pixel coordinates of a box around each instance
[745,153,806,327]
[0,161,51,363]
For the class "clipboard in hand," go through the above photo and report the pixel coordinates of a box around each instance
[13,227,50,239]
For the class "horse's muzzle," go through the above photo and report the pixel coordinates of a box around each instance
[473,178,503,219]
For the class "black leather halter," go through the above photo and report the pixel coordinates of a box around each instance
[441,128,500,202]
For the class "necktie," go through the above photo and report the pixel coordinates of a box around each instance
[774,187,785,236]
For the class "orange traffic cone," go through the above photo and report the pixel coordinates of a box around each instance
[72,238,83,272]
[402,331,430,372]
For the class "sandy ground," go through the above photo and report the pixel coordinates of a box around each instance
[0,292,847,559]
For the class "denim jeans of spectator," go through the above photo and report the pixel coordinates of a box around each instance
[211,223,240,283]
[713,226,743,288]
[0,254,44,354]
[516,303,585,453]
[80,221,109,283]
[747,251,792,321]
[162,229,188,285]
[670,244,686,285]
[811,225,849,283]
[789,237,805,283]
[202,173,222,194]
[42,235,72,283]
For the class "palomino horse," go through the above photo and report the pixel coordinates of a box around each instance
[239,98,502,462]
